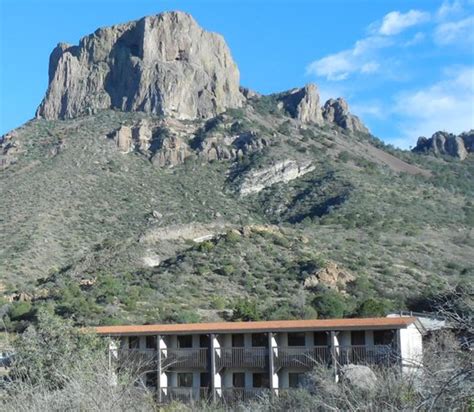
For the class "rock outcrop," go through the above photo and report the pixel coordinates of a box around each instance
[37,11,243,120]
[239,160,315,196]
[412,130,473,160]
[323,98,369,133]
[303,262,355,293]
[277,84,324,125]
[152,135,192,167]
[340,365,377,392]
[112,121,153,153]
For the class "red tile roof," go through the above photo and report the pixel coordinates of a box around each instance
[93,317,418,336]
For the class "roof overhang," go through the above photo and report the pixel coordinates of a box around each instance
[91,317,419,337]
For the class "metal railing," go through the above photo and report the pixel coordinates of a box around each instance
[335,345,395,366]
[221,388,270,403]
[160,387,210,403]
[161,347,208,369]
[274,346,331,368]
[117,349,156,367]
[114,345,397,372]
[216,347,268,369]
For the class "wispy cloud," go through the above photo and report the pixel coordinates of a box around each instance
[393,66,474,146]
[434,15,474,45]
[377,10,430,36]
[436,0,464,20]
[306,36,391,81]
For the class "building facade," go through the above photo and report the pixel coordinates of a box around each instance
[94,317,423,403]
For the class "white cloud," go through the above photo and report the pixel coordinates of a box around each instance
[306,36,390,81]
[378,10,430,36]
[434,15,474,45]
[436,0,464,20]
[393,66,474,146]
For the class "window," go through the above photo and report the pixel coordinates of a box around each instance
[252,333,267,347]
[178,373,193,387]
[374,330,395,345]
[232,334,244,347]
[288,332,306,346]
[129,336,139,349]
[145,372,157,388]
[200,373,210,388]
[252,373,269,388]
[178,335,193,348]
[233,372,245,388]
[351,331,366,345]
[146,336,157,349]
[289,373,305,388]
[200,335,210,348]
[314,332,329,346]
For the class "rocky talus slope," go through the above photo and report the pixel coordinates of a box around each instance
[0,11,472,328]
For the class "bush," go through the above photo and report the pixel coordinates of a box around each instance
[231,298,261,321]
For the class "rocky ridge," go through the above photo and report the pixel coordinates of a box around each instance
[412,130,474,160]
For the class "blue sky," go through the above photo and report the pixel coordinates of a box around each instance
[1,0,473,148]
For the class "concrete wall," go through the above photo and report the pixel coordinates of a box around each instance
[399,324,423,374]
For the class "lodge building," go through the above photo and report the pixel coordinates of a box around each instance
[94,317,423,403]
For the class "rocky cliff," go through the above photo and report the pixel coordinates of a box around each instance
[322,98,369,134]
[36,11,243,120]
[412,130,474,160]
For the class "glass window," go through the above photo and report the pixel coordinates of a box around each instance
[178,335,193,348]
[145,371,157,388]
[129,336,139,349]
[232,334,245,347]
[289,372,305,388]
[288,332,306,346]
[252,373,269,388]
[200,372,210,388]
[178,373,193,387]
[351,331,366,345]
[200,335,210,348]
[146,336,157,349]
[314,332,328,346]
[233,372,245,388]
[251,333,267,347]
[373,330,395,345]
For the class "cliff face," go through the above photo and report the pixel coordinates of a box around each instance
[36,11,243,120]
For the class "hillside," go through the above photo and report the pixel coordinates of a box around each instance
[0,11,473,330]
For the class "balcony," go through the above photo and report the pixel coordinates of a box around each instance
[274,346,331,369]
[221,388,270,403]
[160,387,211,403]
[117,349,156,369]
[161,348,208,369]
[216,347,268,369]
[336,345,395,366]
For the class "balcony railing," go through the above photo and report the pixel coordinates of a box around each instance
[114,345,397,372]
[216,347,268,369]
[335,345,395,366]
[161,348,208,369]
[274,346,331,368]
[221,388,270,403]
[160,387,211,403]
[117,349,156,368]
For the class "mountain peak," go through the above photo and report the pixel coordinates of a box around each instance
[36,11,243,120]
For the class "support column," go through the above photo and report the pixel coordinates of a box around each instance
[268,332,278,395]
[330,331,339,382]
[209,333,216,403]
[157,334,162,403]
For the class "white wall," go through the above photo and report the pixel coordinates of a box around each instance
[399,324,423,374]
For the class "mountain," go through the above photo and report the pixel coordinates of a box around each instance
[1,11,473,329]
